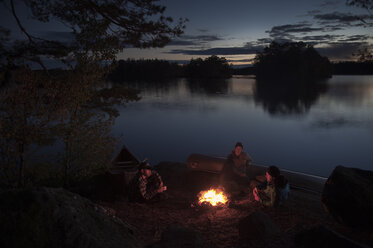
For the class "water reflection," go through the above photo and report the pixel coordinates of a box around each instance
[253,79,329,116]
[187,78,229,95]
[114,76,373,176]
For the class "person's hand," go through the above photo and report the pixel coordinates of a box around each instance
[157,185,167,193]
[253,187,260,201]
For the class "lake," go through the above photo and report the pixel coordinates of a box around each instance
[113,75,373,177]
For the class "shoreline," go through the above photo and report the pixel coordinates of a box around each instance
[98,161,372,248]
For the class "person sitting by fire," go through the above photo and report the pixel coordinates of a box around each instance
[221,142,252,180]
[130,161,167,202]
[219,142,253,194]
[252,165,290,207]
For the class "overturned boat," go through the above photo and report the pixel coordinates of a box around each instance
[109,145,140,186]
[187,153,327,193]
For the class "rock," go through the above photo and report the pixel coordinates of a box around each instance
[71,172,125,201]
[294,224,369,248]
[0,187,142,248]
[150,223,204,248]
[321,166,373,229]
[238,211,279,240]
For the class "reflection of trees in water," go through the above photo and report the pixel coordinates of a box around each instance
[254,79,329,116]
[116,78,230,97]
[186,78,229,95]
[116,78,177,96]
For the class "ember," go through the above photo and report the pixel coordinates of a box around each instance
[198,188,228,206]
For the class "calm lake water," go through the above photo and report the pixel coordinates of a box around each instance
[113,75,373,177]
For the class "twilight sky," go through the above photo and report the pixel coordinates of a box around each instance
[120,0,373,65]
[1,0,373,66]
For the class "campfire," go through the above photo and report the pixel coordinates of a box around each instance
[198,188,228,207]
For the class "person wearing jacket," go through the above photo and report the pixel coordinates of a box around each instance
[220,142,253,193]
[130,162,167,202]
[253,166,290,207]
[223,142,252,179]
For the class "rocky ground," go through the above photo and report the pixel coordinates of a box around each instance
[96,162,372,248]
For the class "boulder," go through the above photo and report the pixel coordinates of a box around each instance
[150,223,204,248]
[321,166,373,229]
[238,211,279,240]
[0,187,142,248]
[294,224,369,248]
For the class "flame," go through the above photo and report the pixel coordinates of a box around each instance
[198,189,228,206]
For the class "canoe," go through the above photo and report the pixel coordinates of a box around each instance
[187,153,327,193]
[111,145,140,169]
[109,145,140,185]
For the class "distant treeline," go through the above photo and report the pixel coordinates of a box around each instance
[233,62,373,76]
[107,56,231,82]
[107,49,372,83]
[108,59,184,81]
[332,61,373,75]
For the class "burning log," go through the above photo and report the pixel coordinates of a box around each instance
[191,188,229,209]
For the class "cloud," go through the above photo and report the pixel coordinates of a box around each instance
[267,23,325,39]
[315,42,371,60]
[299,34,343,42]
[168,47,254,55]
[307,10,322,15]
[337,34,372,42]
[168,34,223,46]
[313,12,373,26]
[319,0,343,7]
[197,29,209,33]
[168,40,197,46]
[226,58,255,63]
[322,24,345,31]
[167,42,265,56]
[256,38,273,44]
[167,35,371,62]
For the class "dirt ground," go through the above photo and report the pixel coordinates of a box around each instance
[98,162,370,248]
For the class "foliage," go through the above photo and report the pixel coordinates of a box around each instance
[346,0,373,11]
[0,0,185,188]
[1,0,186,69]
[346,0,373,60]
[108,59,184,82]
[186,55,232,78]
[333,61,373,74]
[108,56,232,82]
[254,42,332,82]
[353,47,373,62]
[0,68,58,187]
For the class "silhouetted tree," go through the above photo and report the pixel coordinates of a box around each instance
[186,56,232,78]
[346,1,373,60]
[0,0,185,187]
[254,42,332,82]
[0,68,58,187]
[232,66,256,75]
[108,59,184,82]
[346,0,373,15]
[333,61,373,74]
